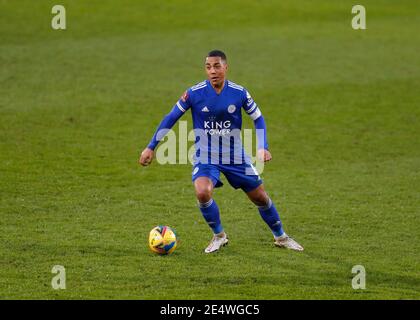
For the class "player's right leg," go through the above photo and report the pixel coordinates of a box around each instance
[246,185,303,252]
[193,170,228,253]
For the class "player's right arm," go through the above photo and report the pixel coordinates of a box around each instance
[139,90,191,166]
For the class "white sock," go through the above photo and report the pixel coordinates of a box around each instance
[275,233,288,240]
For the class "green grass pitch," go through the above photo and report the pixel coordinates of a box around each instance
[0,0,419,299]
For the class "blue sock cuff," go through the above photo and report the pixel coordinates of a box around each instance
[213,224,224,234]
[258,198,272,211]
[272,223,284,237]
[198,198,223,234]
[198,199,214,208]
[257,199,284,237]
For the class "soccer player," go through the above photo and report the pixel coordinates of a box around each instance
[139,50,303,253]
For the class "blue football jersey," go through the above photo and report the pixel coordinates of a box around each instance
[176,80,263,164]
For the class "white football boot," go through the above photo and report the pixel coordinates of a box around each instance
[204,233,229,253]
[274,233,304,251]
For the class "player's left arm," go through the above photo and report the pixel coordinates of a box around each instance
[243,89,272,162]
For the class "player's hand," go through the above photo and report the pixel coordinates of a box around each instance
[139,148,154,166]
[257,149,272,162]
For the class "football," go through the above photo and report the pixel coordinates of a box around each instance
[148,225,177,255]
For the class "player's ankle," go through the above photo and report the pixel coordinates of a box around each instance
[215,231,226,238]
[274,232,287,241]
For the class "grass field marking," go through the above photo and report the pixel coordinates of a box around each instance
[351,5,366,30]
[352,265,366,290]
[51,5,66,30]
[51,265,66,290]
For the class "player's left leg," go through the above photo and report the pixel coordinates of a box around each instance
[221,162,303,251]
[246,185,304,251]
[246,184,284,237]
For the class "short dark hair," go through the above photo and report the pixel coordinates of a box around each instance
[207,50,227,63]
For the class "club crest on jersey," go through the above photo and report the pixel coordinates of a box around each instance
[181,91,189,102]
[228,105,236,113]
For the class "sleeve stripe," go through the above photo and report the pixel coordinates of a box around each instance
[228,84,243,91]
[191,81,206,90]
[176,101,186,112]
[249,108,262,120]
[246,103,257,114]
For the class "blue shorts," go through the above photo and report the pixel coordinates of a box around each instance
[192,162,263,193]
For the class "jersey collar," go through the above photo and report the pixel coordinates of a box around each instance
[206,79,227,96]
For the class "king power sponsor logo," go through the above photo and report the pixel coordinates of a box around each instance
[204,120,231,135]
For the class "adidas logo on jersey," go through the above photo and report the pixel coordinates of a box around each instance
[201,106,210,112]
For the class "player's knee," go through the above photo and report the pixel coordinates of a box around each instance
[195,183,213,203]
[251,191,270,207]
[196,190,212,203]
